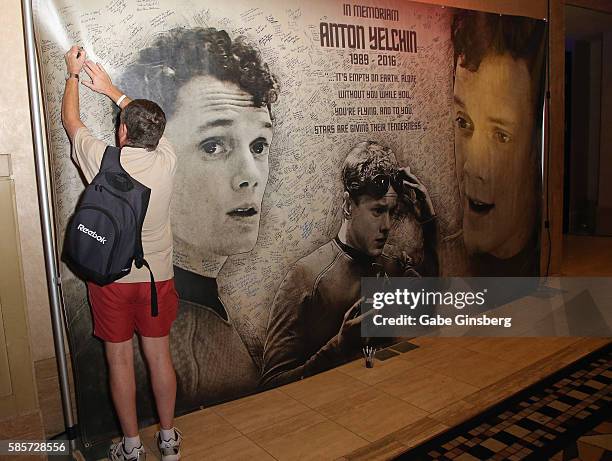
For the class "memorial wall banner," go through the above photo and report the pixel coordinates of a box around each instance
[33,0,546,447]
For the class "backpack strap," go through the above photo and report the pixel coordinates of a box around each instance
[135,257,158,317]
[100,145,122,172]
[134,190,150,274]
[134,190,153,314]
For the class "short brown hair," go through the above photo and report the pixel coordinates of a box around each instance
[119,99,166,150]
[342,141,399,202]
[451,12,546,121]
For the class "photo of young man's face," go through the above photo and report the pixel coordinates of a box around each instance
[454,54,537,259]
[348,189,399,257]
[165,75,273,257]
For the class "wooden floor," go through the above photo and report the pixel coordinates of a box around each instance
[132,337,608,461]
[561,235,612,276]
[29,235,611,460]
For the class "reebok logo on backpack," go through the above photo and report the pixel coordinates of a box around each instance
[77,223,107,244]
[63,145,159,315]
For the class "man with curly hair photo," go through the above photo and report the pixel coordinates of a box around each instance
[118,26,280,412]
[67,26,280,453]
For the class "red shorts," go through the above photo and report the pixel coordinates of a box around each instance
[87,279,179,342]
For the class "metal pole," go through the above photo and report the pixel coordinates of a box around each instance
[21,0,77,445]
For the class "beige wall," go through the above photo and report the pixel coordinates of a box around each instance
[2,0,562,365]
[0,0,53,361]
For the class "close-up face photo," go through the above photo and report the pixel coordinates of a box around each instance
[166,75,273,257]
[454,54,538,259]
[348,188,399,257]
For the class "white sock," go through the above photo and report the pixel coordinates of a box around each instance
[160,427,175,441]
[123,435,141,452]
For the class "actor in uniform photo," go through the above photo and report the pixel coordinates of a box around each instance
[261,140,439,389]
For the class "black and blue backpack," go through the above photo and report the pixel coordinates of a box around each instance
[63,145,158,315]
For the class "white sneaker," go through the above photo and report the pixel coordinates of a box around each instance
[108,438,146,461]
[154,428,182,461]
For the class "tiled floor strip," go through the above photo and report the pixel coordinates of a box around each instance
[393,342,612,461]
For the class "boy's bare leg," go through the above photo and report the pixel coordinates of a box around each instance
[105,339,138,437]
[141,335,176,429]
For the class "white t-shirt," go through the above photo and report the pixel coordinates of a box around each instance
[72,127,176,283]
